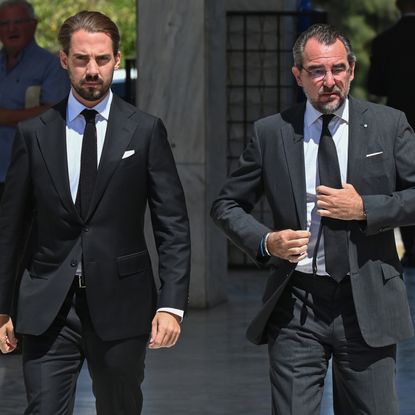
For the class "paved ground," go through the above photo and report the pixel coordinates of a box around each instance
[1,266,414,415]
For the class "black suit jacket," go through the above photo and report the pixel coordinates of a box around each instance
[368,16,415,127]
[0,94,191,341]
[211,96,415,346]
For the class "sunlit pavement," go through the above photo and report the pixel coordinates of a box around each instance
[1,266,414,415]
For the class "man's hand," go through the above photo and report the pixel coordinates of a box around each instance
[266,229,310,263]
[316,183,366,220]
[0,314,18,354]
[148,311,181,349]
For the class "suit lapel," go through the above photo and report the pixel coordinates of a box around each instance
[280,103,307,230]
[347,96,369,186]
[86,95,138,220]
[269,97,368,235]
[36,100,78,217]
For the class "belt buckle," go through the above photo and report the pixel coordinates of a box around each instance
[77,274,86,288]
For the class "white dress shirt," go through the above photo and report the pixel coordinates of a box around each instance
[295,99,349,275]
[66,89,183,319]
[66,90,111,202]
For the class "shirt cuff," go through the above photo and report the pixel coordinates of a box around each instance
[263,232,271,256]
[157,307,184,322]
[258,232,271,259]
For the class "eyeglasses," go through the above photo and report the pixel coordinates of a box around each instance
[0,18,34,28]
[301,65,349,81]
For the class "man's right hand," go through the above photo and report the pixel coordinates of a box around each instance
[266,229,310,263]
[0,314,18,354]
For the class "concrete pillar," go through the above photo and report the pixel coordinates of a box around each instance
[136,0,227,308]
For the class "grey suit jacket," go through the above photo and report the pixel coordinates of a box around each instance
[0,94,191,341]
[211,96,415,346]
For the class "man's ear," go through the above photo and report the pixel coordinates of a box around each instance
[59,50,68,70]
[114,51,121,70]
[349,62,355,82]
[292,66,303,87]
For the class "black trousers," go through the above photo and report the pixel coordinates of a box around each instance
[267,271,398,415]
[22,283,148,415]
[0,182,4,201]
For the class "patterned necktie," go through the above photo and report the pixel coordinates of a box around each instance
[317,114,349,281]
[76,109,98,220]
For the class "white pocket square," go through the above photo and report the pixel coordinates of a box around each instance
[366,151,383,158]
[122,150,135,159]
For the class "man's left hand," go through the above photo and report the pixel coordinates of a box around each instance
[316,183,366,220]
[148,311,181,349]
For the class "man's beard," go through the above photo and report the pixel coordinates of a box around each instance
[306,83,350,114]
[73,74,111,102]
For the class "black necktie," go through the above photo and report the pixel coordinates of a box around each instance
[317,114,349,281]
[76,109,98,220]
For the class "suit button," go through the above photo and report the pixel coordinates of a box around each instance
[83,227,89,232]
[70,259,78,267]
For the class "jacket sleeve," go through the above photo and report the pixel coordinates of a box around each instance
[0,126,33,314]
[210,122,271,264]
[147,118,191,312]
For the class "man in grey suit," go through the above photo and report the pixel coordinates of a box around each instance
[0,11,190,414]
[211,24,414,414]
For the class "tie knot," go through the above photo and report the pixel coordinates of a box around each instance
[81,109,98,123]
[321,114,335,131]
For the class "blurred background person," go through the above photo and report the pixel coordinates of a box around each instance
[368,0,415,267]
[0,0,70,200]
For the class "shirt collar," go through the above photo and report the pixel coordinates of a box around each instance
[67,89,113,123]
[305,97,349,128]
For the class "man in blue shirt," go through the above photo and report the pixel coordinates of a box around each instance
[0,0,70,199]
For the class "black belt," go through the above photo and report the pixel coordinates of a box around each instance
[74,274,86,289]
[290,270,351,299]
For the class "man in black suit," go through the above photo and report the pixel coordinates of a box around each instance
[0,11,190,414]
[212,24,415,414]
[368,0,415,267]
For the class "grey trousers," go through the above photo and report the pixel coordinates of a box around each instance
[267,271,398,415]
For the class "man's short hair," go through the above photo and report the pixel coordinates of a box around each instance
[58,10,120,56]
[292,23,356,69]
[0,0,36,18]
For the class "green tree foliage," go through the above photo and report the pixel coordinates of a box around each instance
[314,0,399,98]
[31,0,136,65]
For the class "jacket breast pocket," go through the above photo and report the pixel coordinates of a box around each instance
[361,153,393,192]
[364,152,389,176]
[118,152,140,170]
[116,251,148,278]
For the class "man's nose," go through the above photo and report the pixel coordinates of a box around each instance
[323,70,336,87]
[86,59,99,74]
